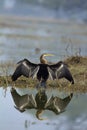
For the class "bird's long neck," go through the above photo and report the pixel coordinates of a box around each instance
[40,55,47,64]
[36,109,44,120]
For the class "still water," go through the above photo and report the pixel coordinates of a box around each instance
[0,87,87,130]
[0,16,87,130]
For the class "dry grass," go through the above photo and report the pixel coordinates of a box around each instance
[0,56,87,93]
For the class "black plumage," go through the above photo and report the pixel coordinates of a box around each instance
[11,88,36,112]
[35,89,47,109]
[45,93,73,114]
[11,88,73,119]
[12,59,74,84]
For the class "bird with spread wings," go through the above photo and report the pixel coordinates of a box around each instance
[11,88,73,120]
[12,53,74,88]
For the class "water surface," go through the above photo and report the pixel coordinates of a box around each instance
[0,87,87,130]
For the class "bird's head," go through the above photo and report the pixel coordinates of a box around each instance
[40,53,54,64]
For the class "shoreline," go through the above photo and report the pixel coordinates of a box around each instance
[0,56,87,93]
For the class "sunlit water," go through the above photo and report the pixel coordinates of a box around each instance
[0,87,87,130]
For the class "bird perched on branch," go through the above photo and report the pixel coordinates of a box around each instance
[12,53,74,88]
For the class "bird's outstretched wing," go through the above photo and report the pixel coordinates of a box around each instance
[48,61,74,84]
[11,88,36,112]
[12,59,39,81]
[45,93,73,114]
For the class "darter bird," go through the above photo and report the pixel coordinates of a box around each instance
[11,53,74,88]
[11,88,73,120]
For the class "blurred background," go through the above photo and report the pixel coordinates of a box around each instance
[1,0,87,22]
[0,0,87,63]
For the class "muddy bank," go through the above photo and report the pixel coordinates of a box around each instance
[0,56,87,93]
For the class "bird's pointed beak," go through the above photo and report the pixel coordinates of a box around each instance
[45,53,55,57]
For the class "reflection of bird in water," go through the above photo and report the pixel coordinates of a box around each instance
[45,93,73,114]
[11,88,73,120]
[12,53,74,88]
[35,89,47,120]
[11,88,37,112]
